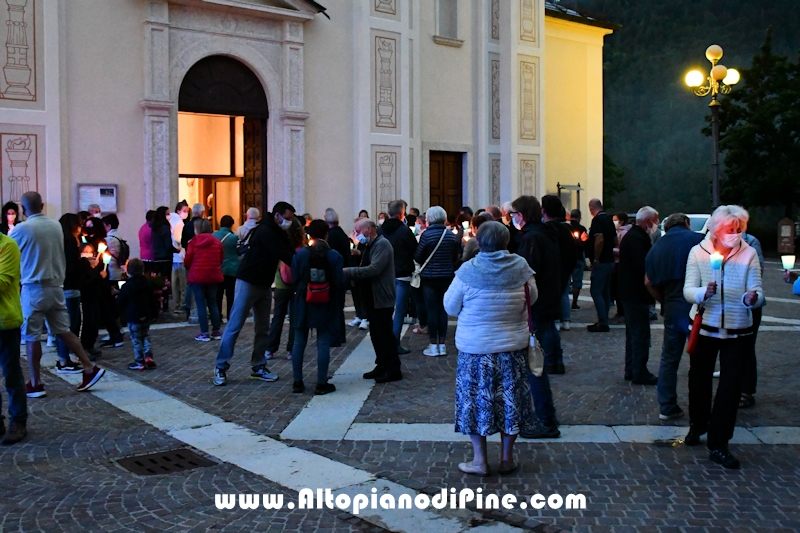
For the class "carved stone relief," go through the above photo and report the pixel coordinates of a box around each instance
[491,59,500,140]
[1,0,37,102]
[372,146,399,214]
[373,33,399,131]
[491,0,500,41]
[1,132,37,204]
[375,0,396,15]
[491,157,500,205]
[520,59,537,141]
[169,5,283,42]
[520,0,536,44]
[519,156,538,194]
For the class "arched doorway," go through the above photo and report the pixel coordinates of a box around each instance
[177,55,268,229]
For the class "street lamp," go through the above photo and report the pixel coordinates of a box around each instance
[685,44,740,207]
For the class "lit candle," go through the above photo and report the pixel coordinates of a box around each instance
[451,227,458,234]
[102,252,112,265]
[782,255,796,270]
[709,252,723,271]
[462,221,469,230]
[573,231,579,239]
[97,242,107,254]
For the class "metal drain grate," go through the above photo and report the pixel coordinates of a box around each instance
[117,448,216,476]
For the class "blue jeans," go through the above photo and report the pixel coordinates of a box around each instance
[191,284,221,335]
[537,319,564,367]
[215,280,272,370]
[560,285,571,322]
[590,261,614,327]
[623,301,652,381]
[0,329,27,425]
[528,307,558,426]
[291,327,331,384]
[128,322,152,363]
[392,279,411,343]
[266,287,295,354]
[422,277,452,342]
[657,300,691,414]
[571,256,585,290]
[56,295,81,363]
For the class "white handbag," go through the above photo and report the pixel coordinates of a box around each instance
[410,228,447,288]
[524,283,544,377]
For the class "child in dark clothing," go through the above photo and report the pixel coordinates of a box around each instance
[117,259,156,370]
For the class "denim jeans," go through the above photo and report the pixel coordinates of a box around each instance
[191,283,221,335]
[266,287,295,354]
[623,301,653,382]
[590,261,614,327]
[0,328,27,425]
[528,307,558,426]
[571,257,585,290]
[215,280,272,370]
[411,286,427,327]
[657,300,691,415]
[392,279,411,343]
[291,327,331,384]
[560,285,571,322]
[128,322,152,363]
[422,277,452,342]
[56,295,81,363]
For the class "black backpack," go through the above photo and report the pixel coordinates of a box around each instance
[305,243,331,304]
[237,225,258,257]
[109,235,130,267]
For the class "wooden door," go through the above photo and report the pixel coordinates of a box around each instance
[242,117,267,223]
[429,151,463,219]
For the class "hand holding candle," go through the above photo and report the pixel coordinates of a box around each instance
[782,255,796,270]
[709,252,723,271]
[97,242,107,254]
[102,252,112,266]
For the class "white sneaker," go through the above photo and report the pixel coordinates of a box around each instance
[46,335,56,348]
[423,344,440,357]
[403,316,416,325]
[438,343,447,355]
[554,321,560,331]
[359,319,370,330]
[101,334,110,342]
[264,351,273,360]
[713,370,720,378]
[561,321,571,331]
[348,317,362,327]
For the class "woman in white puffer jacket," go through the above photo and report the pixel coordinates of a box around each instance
[682,205,763,470]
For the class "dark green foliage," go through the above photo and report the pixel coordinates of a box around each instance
[577,0,800,215]
[603,136,625,209]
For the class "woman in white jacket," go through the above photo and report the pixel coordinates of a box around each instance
[683,205,763,469]
[444,221,538,476]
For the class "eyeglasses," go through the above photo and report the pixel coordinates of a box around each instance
[509,211,519,216]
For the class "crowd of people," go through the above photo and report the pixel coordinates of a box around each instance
[0,190,780,474]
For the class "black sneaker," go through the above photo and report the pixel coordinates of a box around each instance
[292,380,305,393]
[520,422,561,439]
[56,360,83,374]
[315,383,336,395]
[543,364,558,375]
[363,367,382,379]
[397,345,411,355]
[100,340,123,348]
[709,447,740,469]
[555,364,566,375]
[632,374,658,385]
[571,303,580,310]
[374,370,402,383]
[1,422,26,445]
[213,368,227,386]
[659,406,685,421]
[128,361,146,371]
[587,323,610,332]
[684,427,706,446]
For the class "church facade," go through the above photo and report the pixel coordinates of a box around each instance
[0,0,613,248]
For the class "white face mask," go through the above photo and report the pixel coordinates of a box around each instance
[512,214,524,231]
[614,220,620,230]
[378,219,385,226]
[179,210,189,220]
[721,233,741,249]
[279,218,292,230]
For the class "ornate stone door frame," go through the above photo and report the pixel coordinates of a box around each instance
[140,0,318,213]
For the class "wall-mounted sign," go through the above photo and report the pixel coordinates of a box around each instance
[78,184,118,213]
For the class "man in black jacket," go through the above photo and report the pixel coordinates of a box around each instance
[619,206,659,385]
[213,202,296,387]
[511,195,561,439]
[325,208,351,346]
[378,200,418,354]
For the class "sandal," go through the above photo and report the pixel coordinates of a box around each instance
[739,393,755,409]
[458,462,488,476]
[412,325,428,335]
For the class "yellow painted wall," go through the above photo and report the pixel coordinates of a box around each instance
[544,17,611,213]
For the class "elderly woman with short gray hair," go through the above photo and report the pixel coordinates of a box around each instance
[414,206,460,356]
[444,221,538,476]
[683,205,763,469]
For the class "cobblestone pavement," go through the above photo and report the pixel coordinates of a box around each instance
[0,266,797,532]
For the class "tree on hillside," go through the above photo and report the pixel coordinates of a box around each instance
[715,29,800,217]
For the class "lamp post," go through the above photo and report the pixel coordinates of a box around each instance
[685,45,740,208]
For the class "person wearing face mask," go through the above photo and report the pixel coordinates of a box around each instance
[682,205,763,469]
[377,212,388,226]
[344,218,401,383]
[169,201,190,315]
[213,202,297,387]
[1,201,20,235]
[618,206,660,385]
[500,201,519,254]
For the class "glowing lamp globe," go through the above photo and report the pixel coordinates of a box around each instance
[706,44,724,62]
[711,65,728,81]
[685,70,705,88]
[723,68,740,86]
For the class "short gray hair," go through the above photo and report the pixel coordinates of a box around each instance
[387,200,405,218]
[192,203,205,217]
[663,213,689,232]
[635,206,659,225]
[501,201,513,216]
[475,221,510,253]
[324,208,339,225]
[426,205,447,225]
[356,218,377,232]
[246,207,260,220]
[707,205,749,238]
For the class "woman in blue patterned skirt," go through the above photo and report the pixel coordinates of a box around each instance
[444,221,538,476]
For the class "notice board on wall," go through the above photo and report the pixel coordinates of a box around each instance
[78,184,118,213]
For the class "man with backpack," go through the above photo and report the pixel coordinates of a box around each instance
[289,220,345,395]
[213,202,296,387]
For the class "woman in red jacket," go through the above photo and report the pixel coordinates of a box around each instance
[185,219,224,341]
